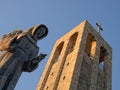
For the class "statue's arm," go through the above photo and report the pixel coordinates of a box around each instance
[0,36,17,51]
[16,32,27,40]
[22,53,47,72]
[0,30,23,51]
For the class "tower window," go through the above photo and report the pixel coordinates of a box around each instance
[67,62,69,66]
[46,86,49,90]
[99,46,107,70]
[85,33,96,59]
[51,72,54,75]
[63,76,66,80]
[67,32,78,54]
[53,42,64,63]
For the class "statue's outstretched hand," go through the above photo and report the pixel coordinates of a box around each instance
[23,53,47,72]
[31,53,47,64]
[38,53,47,60]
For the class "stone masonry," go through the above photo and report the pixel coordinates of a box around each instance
[36,20,112,90]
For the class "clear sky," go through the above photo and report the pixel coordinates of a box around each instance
[0,0,119,90]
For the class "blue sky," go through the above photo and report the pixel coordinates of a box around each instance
[0,0,119,90]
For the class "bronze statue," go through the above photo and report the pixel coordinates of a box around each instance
[0,24,48,90]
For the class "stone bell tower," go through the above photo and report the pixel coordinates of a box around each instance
[36,20,112,90]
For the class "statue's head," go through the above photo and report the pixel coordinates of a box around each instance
[32,24,48,40]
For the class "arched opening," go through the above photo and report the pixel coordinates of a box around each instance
[67,32,78,54]
[99,46,107,70]
[85,33,96,59]
[53,42,64,63]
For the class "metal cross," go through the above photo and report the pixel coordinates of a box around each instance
[96,22,103,33]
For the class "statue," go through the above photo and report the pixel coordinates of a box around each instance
[0,24,48,90]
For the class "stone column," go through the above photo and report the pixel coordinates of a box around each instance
[104,52,112,90]
[89,44,100,90]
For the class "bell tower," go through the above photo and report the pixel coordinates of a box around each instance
[36,20,112,90]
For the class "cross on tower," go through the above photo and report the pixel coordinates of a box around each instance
[96,22,103,33]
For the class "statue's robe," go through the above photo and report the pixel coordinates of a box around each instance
[0,34,39,90]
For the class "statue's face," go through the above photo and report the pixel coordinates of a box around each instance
[34,26,48,40]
